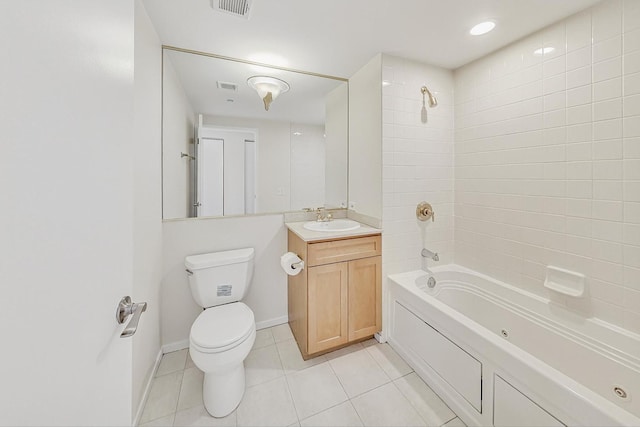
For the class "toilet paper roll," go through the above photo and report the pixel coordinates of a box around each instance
[281,252,304,276]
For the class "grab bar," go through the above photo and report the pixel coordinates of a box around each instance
[116,296,147,338]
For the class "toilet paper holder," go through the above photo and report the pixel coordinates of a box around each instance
[291,259,304,269]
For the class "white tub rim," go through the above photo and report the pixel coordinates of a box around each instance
[388,264,640,426]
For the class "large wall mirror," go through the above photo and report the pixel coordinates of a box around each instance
[162,46,349,220]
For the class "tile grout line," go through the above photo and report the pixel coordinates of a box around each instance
[322,359,360,423]
[282,370,303,425]
[393,371,458,427]
[170,350,190,424]
[274,329,303,426]
[169,362,186,426]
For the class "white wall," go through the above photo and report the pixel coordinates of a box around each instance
[349,54,383,219]
[203,115,291,213]
[290,123,326,209]
[161,215,288,348]
[162,56,195,219]
[325,83,349,209]
[133,0,163,421]
[454,0,640,333]
[381,55,455,276]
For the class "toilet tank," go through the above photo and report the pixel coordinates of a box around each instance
[185,248,254,308]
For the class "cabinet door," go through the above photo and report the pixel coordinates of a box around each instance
[348,256,382,341]
[308,262,348,354]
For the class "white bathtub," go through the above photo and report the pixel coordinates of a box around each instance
[388,265,640,427]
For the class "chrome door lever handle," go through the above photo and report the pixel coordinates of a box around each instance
[116,296,147,338]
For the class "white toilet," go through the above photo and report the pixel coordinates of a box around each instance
[185,248,256,418]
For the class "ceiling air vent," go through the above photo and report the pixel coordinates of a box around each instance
[217,81,238,91]
[210,0,253,19]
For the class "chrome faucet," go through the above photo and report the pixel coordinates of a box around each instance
[421,248,439,261]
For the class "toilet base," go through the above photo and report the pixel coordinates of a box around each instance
[202,363,245,418]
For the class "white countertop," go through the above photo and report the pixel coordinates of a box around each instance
[285,220,382,242]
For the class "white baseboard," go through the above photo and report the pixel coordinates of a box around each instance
[133,348,163,426]
[162,339,190,354]
[256,315,288,330]
[160,316,289,355]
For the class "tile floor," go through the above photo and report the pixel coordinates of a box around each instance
[140,324,465,427]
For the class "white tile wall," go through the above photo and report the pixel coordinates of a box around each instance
[381,55,455,276]
[454,0,640,334]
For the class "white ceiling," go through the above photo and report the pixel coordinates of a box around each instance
[143,0,602,78]
[165,48,345,124]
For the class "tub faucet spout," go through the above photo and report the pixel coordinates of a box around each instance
[421,248,439,262]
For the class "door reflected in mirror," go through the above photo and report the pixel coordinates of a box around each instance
[162,47,348,220]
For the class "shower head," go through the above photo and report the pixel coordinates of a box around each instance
[420,86,438,108]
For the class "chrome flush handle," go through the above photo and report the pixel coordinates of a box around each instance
[116,296,147,338]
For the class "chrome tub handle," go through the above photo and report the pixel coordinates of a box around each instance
[116,296,147,338]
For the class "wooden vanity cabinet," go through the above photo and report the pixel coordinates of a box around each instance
[287,231,382,359]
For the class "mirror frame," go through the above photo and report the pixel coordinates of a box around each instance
[161,45,350,221]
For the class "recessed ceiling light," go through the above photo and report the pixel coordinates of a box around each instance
[534,47,555,55]
[470,21,495,36]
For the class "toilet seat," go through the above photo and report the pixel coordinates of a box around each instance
[190,302,255,354]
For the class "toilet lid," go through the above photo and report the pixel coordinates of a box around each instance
[190,302,255,350]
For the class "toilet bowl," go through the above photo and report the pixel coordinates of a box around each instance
[189,302,256,417]
[185,248,256,417]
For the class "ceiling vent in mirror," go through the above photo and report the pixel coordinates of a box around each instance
[217,81,238,91]
[210,0,253,19]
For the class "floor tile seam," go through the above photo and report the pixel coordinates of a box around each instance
[172,369,188,419]
[297,399,359,426]
[393,371,458,411]
[245,369,286,390]
[344,398,366,427]
[246,342,286,387]
[282,369,303,425]
[363,344,405,380]
[273,333,296,344]
[154,360,188,379]
[354,374,394,400]
[166,411,178,427]
[325,356,352,399]
[248,341,278,356]
[348,381,404,426]
[140,411,176,427]
[392,374,456,427]
[324,343,364,362]
[273,338,294,370]
[143,371,184,425]
[437,414,459,427]
[156,350,189,376]
[388,380,431,427]
[328,347,394,398]
[254,327,276,348]
[281,356,328,377]
[252,341,275,351]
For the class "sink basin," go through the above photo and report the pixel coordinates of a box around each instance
[303,219,361,232]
